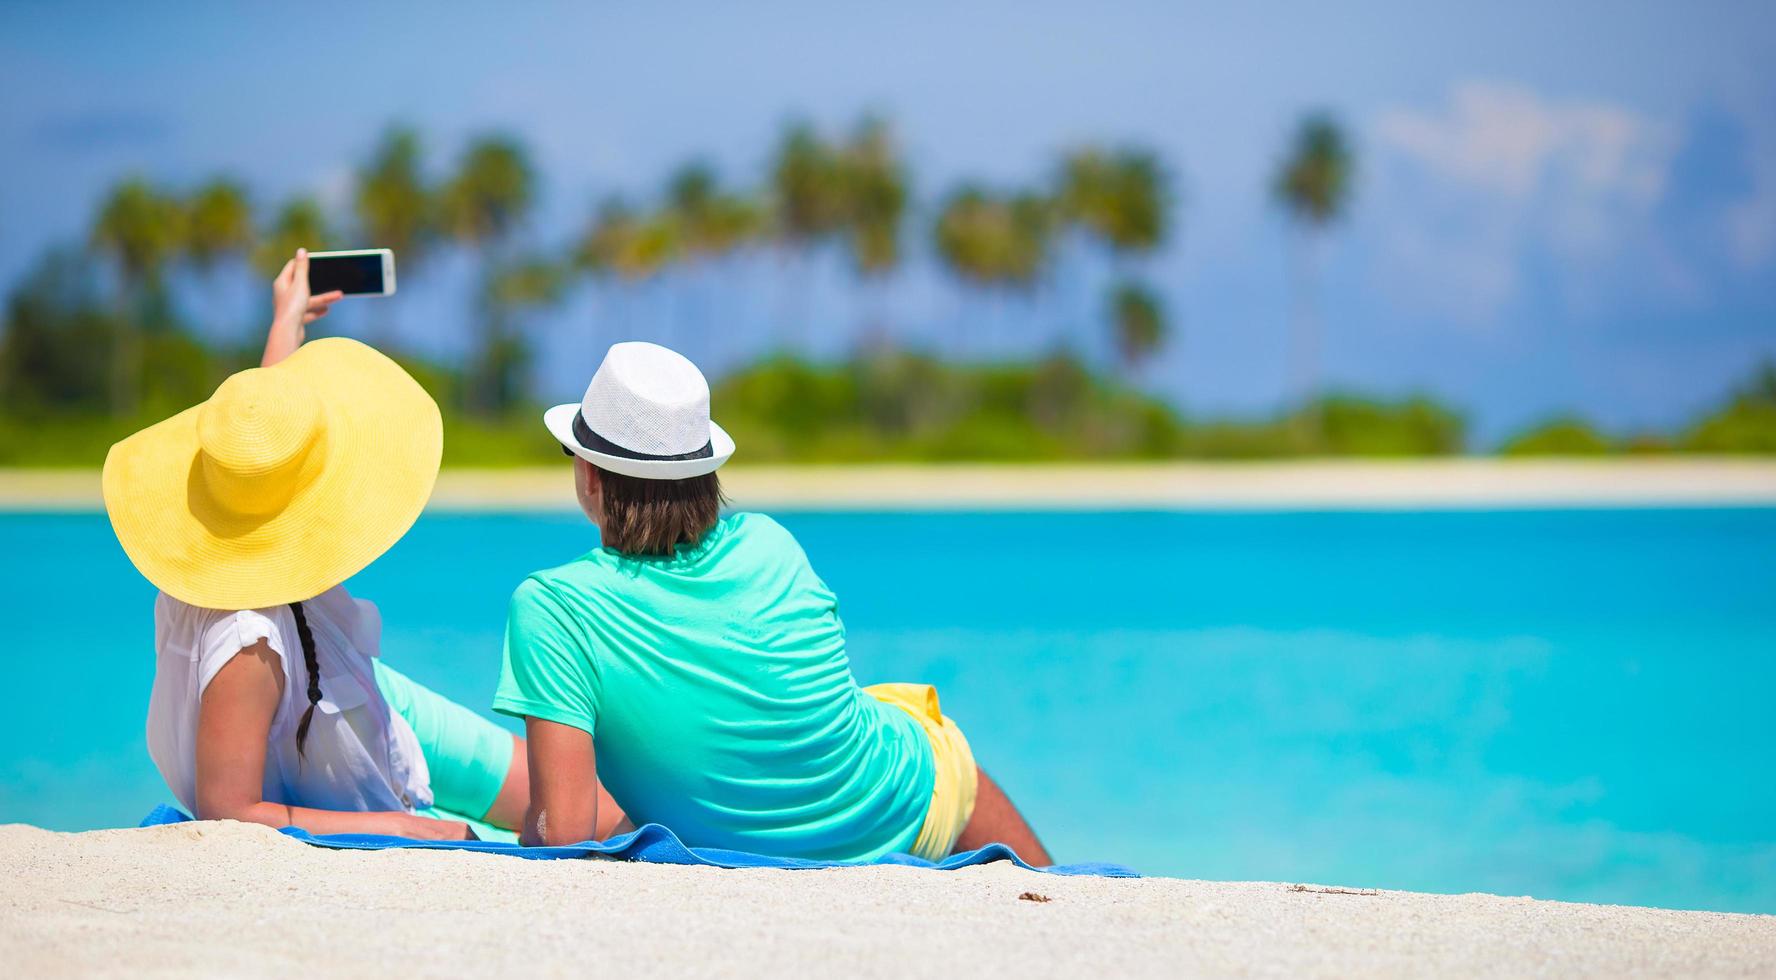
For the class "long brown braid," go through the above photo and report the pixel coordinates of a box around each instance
[289,601,322,758]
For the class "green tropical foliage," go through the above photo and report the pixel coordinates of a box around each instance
[252,198,332,275]
[4,118,1772,467]
[933,188,1055,287]
[716,352,1183,461]
[834,118,907,277]
[666,162,763,261]
[182,179,253,270]
[1274,115,1353,225]
[763,119,908,343]
[575,197,669,281]
[768,122,846,247]
[1107,280,1166,372]
[0,249,238,463]
[354,127,435,268]
[1683,362,1776,452]
[438,135,539,416]
[1274,112,1353,442]
[471,255,565,415]
[715,355,1467,461]
[0,251,122,417]
[1058,148,1168,254]
[439,135,534,246]
[1501,417,1614,456]
[1312,394,1463,455]
[91,179,186,283]
[90,178,186,413]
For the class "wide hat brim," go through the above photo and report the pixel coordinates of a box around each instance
[102,338,442,609]
[543,403,734,480]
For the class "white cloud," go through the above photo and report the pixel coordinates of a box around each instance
[1723,114,1776,268]
[1375,81,1670,208]
[1367,82,1678,323]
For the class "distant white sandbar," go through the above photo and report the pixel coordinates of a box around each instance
[4,459,1776,512]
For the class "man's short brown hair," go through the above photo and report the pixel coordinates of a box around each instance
[595,466,725,556]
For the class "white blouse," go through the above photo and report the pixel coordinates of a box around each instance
[146,586,433,818]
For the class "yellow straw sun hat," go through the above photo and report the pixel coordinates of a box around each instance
[102,337,442,610]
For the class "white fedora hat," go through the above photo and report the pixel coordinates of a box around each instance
[543,341,735,480]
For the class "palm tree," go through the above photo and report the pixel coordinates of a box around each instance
[575,196,681,283]
[836,118,906,275]
[763,117,907,352]
[355,126,434,265]
[354,126,435,346]
[182,177,253,338]
[439,135,534,248]
[1057,147,1167,255]
[571,195,684,356]
[767,122,844,347]
[932,186,1055,357]
[933,187,1054,288]
[662,162,762,356]
[1057,147,1170,360]
[1273,113,1353,443]
[183,178,253,271]
[835,117,907,351]
[666,162,761,260]
[91,178,185,414]
[252,198,333,276]
[769,122,845,249]
[440,135,536,416]
[474,255,565,414]
[1107,280,1167,376]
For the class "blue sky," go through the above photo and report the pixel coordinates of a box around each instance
[2,1,1773,442]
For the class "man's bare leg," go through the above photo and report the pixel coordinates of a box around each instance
[952,766,1052,865]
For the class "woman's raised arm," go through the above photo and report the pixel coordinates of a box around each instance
[260,248,344,367]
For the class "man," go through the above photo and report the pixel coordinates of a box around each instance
[494,341,1050,863]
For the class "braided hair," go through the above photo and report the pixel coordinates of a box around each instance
[289,601,322,759]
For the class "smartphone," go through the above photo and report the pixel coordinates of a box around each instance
[306,248,397,296]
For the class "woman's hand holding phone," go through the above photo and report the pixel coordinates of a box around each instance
[261,248,346,367]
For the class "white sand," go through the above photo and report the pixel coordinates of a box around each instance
[6,459,1776,511]
[2,822,1771,978]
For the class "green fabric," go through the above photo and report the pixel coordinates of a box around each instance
[416,806,517,844]
[493,512,935,862]
[374,661,514,827]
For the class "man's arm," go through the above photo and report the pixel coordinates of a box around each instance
[521,716,601,846]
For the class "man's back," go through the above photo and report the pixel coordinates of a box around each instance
[494,512,936,860]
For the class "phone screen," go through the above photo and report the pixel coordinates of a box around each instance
[308,252,386,295]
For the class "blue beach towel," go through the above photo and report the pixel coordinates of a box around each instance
[139,805,1137,877]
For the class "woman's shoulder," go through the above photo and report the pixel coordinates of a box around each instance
[153,593,296,690]
[155,592,282,637]
[156,586,363,662]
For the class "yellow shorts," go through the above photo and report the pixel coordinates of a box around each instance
[865,683,979,861]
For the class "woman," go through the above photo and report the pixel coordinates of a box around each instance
[105,250,617,841]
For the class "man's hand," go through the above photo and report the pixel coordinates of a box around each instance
[262,248,345,367]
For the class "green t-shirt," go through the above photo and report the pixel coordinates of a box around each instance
[493,512,935,861]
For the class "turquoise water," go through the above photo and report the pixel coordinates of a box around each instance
[2,508,1772,912]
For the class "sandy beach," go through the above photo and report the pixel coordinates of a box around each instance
[5,459,1776,511]
[2,822,1771,978]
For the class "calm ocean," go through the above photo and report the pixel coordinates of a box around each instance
[2,508,1771,912]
